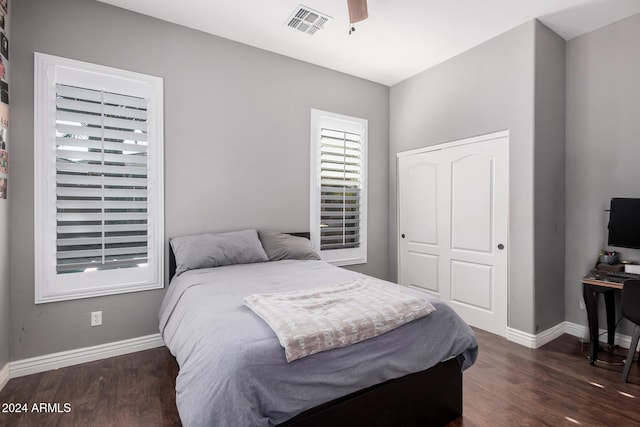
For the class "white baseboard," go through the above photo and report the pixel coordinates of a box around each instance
[0,324,631,392]
[507,322,567,349]
[0,362,9,391]
[562,321,633,349]
[507,321,633,350]
[562,321,589,340]
[8,333,164,380]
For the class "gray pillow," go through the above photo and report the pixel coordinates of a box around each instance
[171,229,268,276]
[258,230,321,261]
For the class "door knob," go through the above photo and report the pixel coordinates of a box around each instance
[497,243,504,250]
[401,234,406,239]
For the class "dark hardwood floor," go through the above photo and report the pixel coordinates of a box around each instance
[449,328,640,427]
[2,329,640,426]
[0,348,181,427]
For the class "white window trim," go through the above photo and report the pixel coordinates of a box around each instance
[310,108,368,266]
[34,53,164,304]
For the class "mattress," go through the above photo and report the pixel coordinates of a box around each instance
[159,259,478,427]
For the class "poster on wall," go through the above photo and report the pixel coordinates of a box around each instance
[0,102,7,129]
[0,32,7,60]
[0,0,7,106]
[0,25,7,106]
[0,0,6,40]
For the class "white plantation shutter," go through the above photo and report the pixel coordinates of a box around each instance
[320,127,362,250]
[34,53,164,303]
[311,109,367,266]
[55,84,149,274]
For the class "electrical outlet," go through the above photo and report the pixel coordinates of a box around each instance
[91,311,102,326]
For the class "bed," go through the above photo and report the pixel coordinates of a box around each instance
[159,230,478,427]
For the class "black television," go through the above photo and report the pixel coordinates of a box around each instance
[608,198,640,250]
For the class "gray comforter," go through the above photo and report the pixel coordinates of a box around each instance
[159,260,478,427]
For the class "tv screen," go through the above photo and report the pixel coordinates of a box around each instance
[608,198,640,250]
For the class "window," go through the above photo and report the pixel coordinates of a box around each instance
[34,53,164,303]
[310,109,367,265]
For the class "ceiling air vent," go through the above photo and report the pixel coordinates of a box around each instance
[286,5,332,35]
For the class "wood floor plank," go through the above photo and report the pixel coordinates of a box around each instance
[2,329,640,426]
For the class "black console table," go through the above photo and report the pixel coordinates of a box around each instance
[582,276,622,364]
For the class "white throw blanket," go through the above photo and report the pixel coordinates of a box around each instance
[244,277,436,362]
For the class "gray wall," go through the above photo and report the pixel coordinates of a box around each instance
[533,22,566,333]
[390,22,537,333]
[0,189,8,371]
[10,0,389,360]
[565,13,640,330]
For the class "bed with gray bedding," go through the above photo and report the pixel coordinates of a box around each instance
[159,235,478,427]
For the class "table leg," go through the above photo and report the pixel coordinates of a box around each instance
[604,290,616,349]
[583,284,599,364]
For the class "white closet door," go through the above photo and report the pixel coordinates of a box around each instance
[398,132,508,336]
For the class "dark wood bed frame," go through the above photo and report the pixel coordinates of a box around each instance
[168,232,464,427]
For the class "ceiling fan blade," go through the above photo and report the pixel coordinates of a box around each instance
[347,0,368,24]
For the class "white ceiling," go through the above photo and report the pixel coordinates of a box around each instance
[97,0,640,86]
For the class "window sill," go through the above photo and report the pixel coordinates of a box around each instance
[322,256,367,267]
